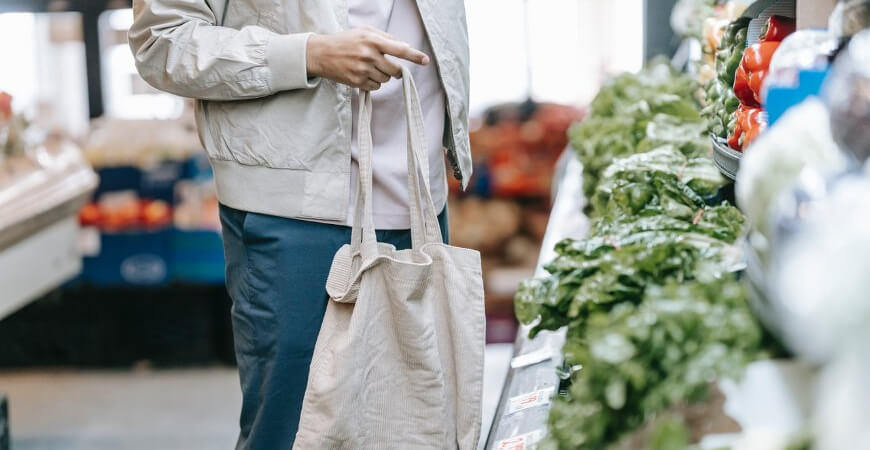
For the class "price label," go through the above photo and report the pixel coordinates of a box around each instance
[495,429,546,450]
[507,387,555,415]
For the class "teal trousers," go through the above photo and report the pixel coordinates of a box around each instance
[219,204,448,449]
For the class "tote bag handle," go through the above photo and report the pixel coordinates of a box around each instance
[349,66,443,261]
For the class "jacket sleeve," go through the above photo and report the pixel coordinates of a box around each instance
[128,0,318,101]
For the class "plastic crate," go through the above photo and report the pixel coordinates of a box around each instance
[94,166,141,198]
[94,160,185,204]
[81,229,173,286]
[172,229,225,284]
[140,160,185,203]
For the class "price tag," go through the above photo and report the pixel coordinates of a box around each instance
[510,347,553,369]
[507,387,555,415]
[495,429,546,450]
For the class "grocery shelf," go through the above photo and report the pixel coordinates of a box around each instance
[0,142,98,320]
[0,217,81,320]
[484,151,588,449]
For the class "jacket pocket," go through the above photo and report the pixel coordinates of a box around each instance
[205,91,343,171]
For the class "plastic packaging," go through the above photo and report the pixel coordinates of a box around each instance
[829,0,870,38]
[769,169,870,363]
[763,30,838,93]
[735,98,845,241]
[823,29,870,162]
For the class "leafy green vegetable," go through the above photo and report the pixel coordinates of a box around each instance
[649,417,690,450]
[570,61,703,198]
[515,57,761,450]
[636,115,710,156]
[587,61,699,119]
[593,146,725,211]
[541,276,767,450]
[593,204,746,244]
[515,230,741,339]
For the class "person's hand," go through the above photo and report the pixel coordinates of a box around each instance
[306,27,429,91]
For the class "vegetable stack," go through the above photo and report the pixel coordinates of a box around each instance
[515,61,772,449]
[568,61,705,198]
[729,15,795,151]
[702,17,749,140]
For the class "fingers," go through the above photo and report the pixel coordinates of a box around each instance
[373,54,403,78]
[368,68,391,84]
[373,36,429,65]
[360,25,395,41]
[360,80,381,91]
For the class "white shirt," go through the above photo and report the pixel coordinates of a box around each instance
[346,0,448,230]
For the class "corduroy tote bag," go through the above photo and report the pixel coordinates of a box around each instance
[293,67,485,450]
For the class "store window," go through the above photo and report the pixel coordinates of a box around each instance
[465,0,644,113]
[0,12,89,137]
[100,9,185,121]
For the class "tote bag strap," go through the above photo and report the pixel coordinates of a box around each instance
[400,66,443,248]
[350,66,443,260]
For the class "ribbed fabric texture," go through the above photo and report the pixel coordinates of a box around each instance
[294,69,485,450]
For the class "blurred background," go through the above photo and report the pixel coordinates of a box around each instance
[3,0,837,449]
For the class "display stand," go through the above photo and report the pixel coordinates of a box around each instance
[484,151,588,449]
[0,142,97,319]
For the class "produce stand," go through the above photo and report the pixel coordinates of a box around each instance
[484,0,870,447]
[484,151,587,449]
[0,141,97,320]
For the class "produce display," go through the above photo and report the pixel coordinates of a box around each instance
[703,17,749,140]
[78,192,172,231]
[514,61,774,449]
[466,102,583,198]
[703,13,795,153]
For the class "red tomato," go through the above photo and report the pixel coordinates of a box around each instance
[78,203,101,226]
[140,200,172,228]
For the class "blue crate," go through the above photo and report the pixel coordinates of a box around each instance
[81,229,173,286]
[171,229,225,284]
[140,161,185,203]
[181,153,214,181]
[94,166,141,199]
[94,160,185,204]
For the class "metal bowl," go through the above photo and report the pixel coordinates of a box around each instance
[711,134,743,180]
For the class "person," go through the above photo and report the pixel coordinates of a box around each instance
[129,0,471,448]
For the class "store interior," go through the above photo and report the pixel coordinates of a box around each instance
[2,0,870,449]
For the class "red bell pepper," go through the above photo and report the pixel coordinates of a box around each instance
[760,15,796,43]
[728,105,765,151]
[733,65,757,107]
[739,41,780,106]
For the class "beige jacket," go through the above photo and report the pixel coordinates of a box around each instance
[129,0,471,221]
